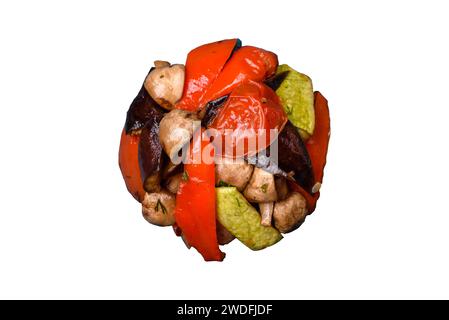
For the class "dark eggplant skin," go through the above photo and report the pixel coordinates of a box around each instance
[264,71,289,91]
[138,107,165,193]
[277,122,314,193]
[125,84,166,134]
[201,95,228,127]
[248,121,315,194]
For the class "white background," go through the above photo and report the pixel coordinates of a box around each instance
[1,0,448,299]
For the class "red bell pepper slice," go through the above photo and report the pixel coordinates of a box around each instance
[289,91,330,214]
[175,39,240,112]
[174,131,224,261]
[208,80,287,158]
[307,92,331,185]
[200,46,278,106]
[119,129,145,202]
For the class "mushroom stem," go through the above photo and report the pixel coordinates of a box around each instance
[259,202,274,227]
[243,167,277,203]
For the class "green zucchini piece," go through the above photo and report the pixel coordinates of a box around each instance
[216,187,282,250]
[275,64,315,138]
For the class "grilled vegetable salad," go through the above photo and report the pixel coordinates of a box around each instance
[119,39,330,261]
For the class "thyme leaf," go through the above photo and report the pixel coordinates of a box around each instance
[155,199,167,215]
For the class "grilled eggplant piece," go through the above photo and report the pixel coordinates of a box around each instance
[216,220,235,245]
[277,122,314,193]
[125,85,165,134]
[138,112,165,193]
[247,121,314,194]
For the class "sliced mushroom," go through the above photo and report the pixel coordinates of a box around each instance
[273,192,307,233]
[259,202,274,227]
[142,189,176,226]
[144,61,185,110]
[275,177,289,201]
[215,158,254,191]
[243,167,277,202]
[216,221,235,245]
[164,173,182,194]
[154,60,170,68]
[159,109,200,162]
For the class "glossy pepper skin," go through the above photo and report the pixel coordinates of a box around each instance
[119,129,145,202]
[174,131,224,261]
[306,92,330,185]
[209,80,287,158]
[199,46,278,107]
[288,91,330,213]
[175,39,241,112]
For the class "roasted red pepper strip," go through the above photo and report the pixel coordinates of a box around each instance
[288,91,330,214]
[175,39,240,111]
[209,80,287,158]
[307,92,331,185]
[119,129,145,202]
[200,46,278,107]
[175,131,224,261]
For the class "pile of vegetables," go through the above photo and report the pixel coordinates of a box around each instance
[119,39,330,261]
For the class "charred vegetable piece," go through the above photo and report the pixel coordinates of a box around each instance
[277,122,314,193]
[246,121,314,193]
[201,95,228,127]
[119,129,145,202]
[176,39,241,111]
[216,220,235,245]
[138,114,164,193]
[275,64,315,140]
[124,85,166,134]
[216,187,282,250]
[264,71,289,91]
